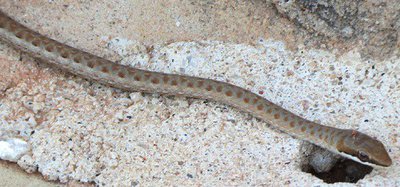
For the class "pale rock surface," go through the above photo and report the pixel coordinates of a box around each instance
[0,139,29,162]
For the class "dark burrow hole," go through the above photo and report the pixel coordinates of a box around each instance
[300,142,373,184]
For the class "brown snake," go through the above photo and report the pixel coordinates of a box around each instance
[0,10,392,167]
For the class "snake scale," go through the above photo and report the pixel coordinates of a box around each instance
[0,10,392,167]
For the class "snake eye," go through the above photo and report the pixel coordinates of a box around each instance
[358,151,369,162]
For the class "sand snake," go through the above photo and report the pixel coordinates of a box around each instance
[0,10,392,167]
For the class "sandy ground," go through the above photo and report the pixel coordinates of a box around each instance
[0,0,399,186]
[0,161,58,187]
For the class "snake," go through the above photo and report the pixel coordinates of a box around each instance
[0,10,392,167]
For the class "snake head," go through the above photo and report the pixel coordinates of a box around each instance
[336,130,392,167]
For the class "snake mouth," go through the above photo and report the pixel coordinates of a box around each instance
[338,148,393,167]
[372,154,392,167]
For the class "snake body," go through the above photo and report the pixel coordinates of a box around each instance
[0,11,392,167]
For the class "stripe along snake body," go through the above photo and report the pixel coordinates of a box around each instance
[0,11,392,167]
